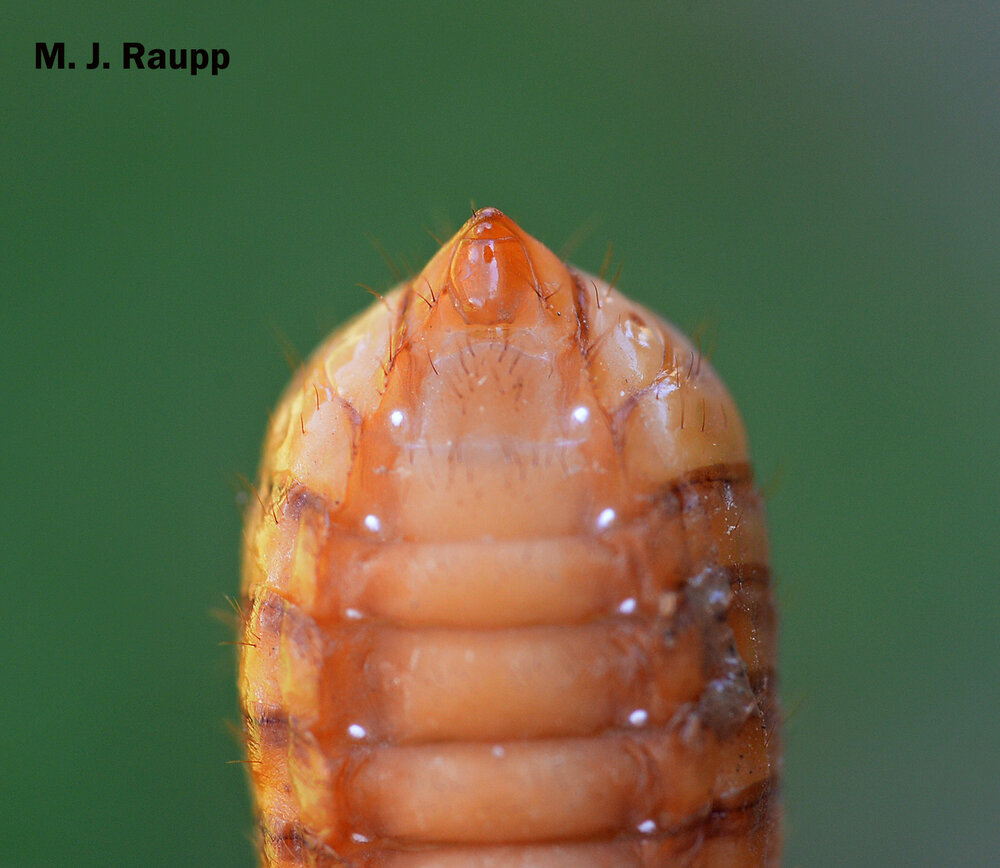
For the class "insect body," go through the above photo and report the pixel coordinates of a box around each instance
[240,209,780,866]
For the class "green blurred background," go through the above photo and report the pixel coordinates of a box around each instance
[3,3,998,866]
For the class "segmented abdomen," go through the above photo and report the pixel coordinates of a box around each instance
[240,209,780,867]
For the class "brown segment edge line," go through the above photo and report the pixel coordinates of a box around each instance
[243,670,778,760]
[264,460,756,531]
[244,558,774,638]
[257,774,779,859]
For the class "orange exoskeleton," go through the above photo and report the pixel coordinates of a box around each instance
[239,208,780,867]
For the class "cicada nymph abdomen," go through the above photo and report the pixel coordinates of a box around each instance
[240,208,780,867]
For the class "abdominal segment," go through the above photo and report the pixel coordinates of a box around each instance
[240,209,779,867]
